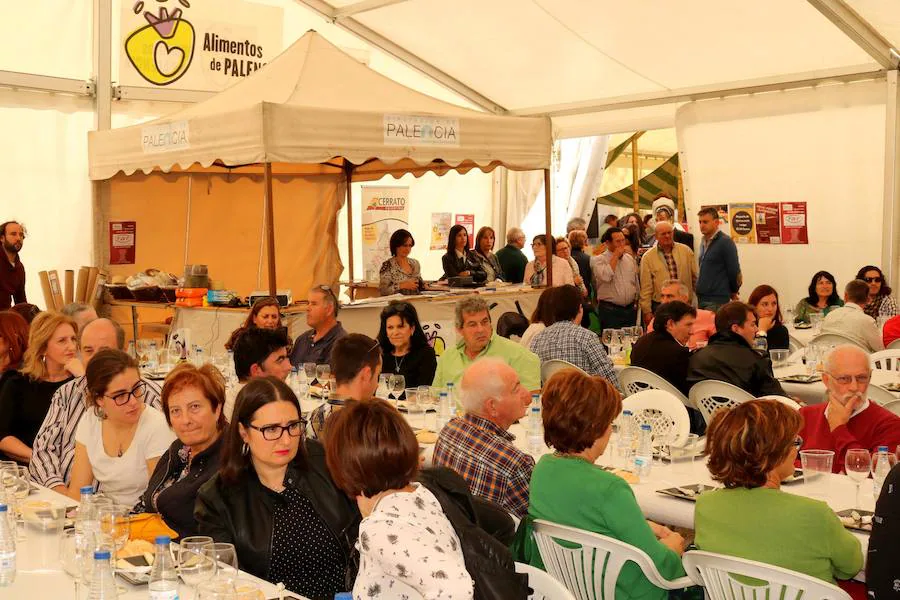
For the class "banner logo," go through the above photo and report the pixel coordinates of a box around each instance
[124,0,196,86]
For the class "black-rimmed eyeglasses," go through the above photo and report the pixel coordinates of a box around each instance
[105,381,147,406]
[248,419,306,441]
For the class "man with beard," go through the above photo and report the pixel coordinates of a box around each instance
[0,221,26,310]
[799,345,900,473]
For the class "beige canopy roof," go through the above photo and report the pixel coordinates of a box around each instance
[88,31,550,180]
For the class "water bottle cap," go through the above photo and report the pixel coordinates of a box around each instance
[531,405,540,412]
[80,486,94,494]
[334,594,354,600]
[0,504,6,513]
[623,410,633,416]
[531,393,540,400]
[155,535,171,544]
[447,383,454,388]
[878,446,889,452]
[640,424,651,431]
[439,391,448,398]
[94,550,111,560]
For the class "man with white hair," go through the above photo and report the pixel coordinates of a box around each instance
[495,227,528,283]
[647,279,716,349]
[433,357,534,517]
[639,221,697,326]
[799,345,900,473]
[651,196,694,248]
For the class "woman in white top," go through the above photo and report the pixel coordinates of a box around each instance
[523,234,574,288]
[66,349,174,507]
[324,399,473,600]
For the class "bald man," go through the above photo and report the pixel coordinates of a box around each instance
[799,345,900,473]
[433,358,534,518]
[639,221,697,326]
[29,318,162,490]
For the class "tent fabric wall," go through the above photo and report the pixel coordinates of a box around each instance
[677,79,886,305]
[107,174,344,296]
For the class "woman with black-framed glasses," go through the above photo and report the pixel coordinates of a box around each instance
[196,377,358,599]
[855,265,898,319]
[65,349,174,506]
[376,301,436,388]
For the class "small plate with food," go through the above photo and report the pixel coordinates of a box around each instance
[656,484,717,502]
[835,509,874,532]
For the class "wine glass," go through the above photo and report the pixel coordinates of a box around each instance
[315,364,330,385]
[601,329,613,348]
[417,386,433,408]
[389,374,406,402]
[303,362,317,381]
[1,465,30,538]
[98,504,130,578]
[203,542,239,583]
[179,539,217,596]
[845,448,872,509]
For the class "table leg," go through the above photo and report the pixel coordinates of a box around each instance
[131,305,139,353]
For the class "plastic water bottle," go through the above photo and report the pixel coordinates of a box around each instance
[0,504,15,587]
[635,424,654,477]
[447,382,458,412]
[75,486,99,535]
[752,334,768,354]
[193,347,205,367]
[87,550,117,599]
[873,446,896,499]
[146,341,159,372]
[148,536,180,600]
[527,405,543,454]
[436,392,453,432]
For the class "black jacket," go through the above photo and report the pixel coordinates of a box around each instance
[867,463,900,599]
[686,331,785,396]
[442,250,487,281]
[674,228,694,250]
[136,436,223,539]
[571,249,593,298]
[194,440,360,584]
[630,329,691,396]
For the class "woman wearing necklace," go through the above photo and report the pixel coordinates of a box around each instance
[66,349,174,507]
[378,229,424,296]
[376,301,436,388]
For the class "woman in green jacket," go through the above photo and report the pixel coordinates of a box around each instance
[519,369,686,600]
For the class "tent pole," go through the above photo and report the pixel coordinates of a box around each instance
[631,137,640,212]
[264,163,277,298]
[345,164,355,285]
[543,168,553,286]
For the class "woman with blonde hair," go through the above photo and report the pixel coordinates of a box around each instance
[0,311,78,463]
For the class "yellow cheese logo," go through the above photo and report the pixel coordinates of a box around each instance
[124,0,195,86]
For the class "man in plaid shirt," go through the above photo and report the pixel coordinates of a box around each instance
[433,357,534,518]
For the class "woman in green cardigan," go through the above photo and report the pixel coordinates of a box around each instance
[519,369,686,600]
[696,399,863,590]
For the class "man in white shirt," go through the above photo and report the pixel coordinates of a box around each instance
[821,279,885,352]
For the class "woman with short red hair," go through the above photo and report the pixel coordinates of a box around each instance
[0,310,29,374]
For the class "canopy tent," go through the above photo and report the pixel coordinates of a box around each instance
[595,153,679,211]
[88,30,552,296]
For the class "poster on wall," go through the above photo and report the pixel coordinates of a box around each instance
[728,203,756,244]
[780,202,808,244]
[361,186,410,281]
[118,0,283,92]
[755,203,781,244]
[430,213,452,250]
[109,221,137,265]
[454,214,475,249]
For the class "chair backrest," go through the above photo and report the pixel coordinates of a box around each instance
[688,380,754,425]
[618,366,692,406]
[682,550,851,600]
[541,359,585,384]
[621,389,691,446]
[532,520,691,600]
[787,335,805,353]
[870,349,900,371]
[882,399,900,416]
[756,395,801,410]
[867,383,897,407]
[810,332,867,351]
[888,338,900,350]
[515,562,576,600]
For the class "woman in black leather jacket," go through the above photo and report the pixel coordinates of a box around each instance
[195,377,359,600]
[442,224,487,282]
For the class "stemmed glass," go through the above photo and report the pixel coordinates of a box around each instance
[389,374,406,402]
[1,465,30,539]
[98,504,130,582]
[303,362,317,382]
[180,536,215,595]
[315,364,330,386]
[202,542,239,583]
[601,329,613,349]
[845,448,872,509]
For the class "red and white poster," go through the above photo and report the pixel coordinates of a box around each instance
[780,202,808,244]
[109,221,136,265]
[754,203,781,244]
[454,214,475,249]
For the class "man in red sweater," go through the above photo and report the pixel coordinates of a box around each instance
[799,345,900,473]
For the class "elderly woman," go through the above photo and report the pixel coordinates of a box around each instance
[224,297,284,351]
[520,369,685,600]
[325,399,474,599]
[472,226,505,282]
[0,311,78,463]
[134,363,226,538]
[379,228,424,296]
[376,301,436,388]
[66,349,174,506]
[793,271,843,324]
[747,284,789,350]
[196,377,358,599]
[0,310,29,375]
[696,399,863,588]
[523,235,574,287]
[856,265,898,319]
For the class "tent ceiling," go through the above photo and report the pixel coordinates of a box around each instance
[846,0,900,51]
[340,0,878,114]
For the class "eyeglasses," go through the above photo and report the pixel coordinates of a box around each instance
[313,284,338,304]
[105,381,147,406]
[248,419,306,441]
[826,372,872,385]
[863,276,883,283]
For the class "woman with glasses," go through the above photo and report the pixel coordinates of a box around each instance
[856,265,898,319]
[793,271,843,324]
[523,234,574,287]
[0,311,79,463]
[379,229,424,296]
[696,399,863,591]
[65,349,174,505]
[472,226,505,282]
[554,236,588,297]
[224,296,285,351]
[196,377,358,599]
[442,224,486,282]
[133,363,227,538]
[376,301,436,388]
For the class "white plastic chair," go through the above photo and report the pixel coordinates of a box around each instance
[541,359,585,384]
[870,349,900,371]
[882,399,900,416]
[888,338,900,350]
[689,380,754,425]
[618,366,694,407]
[533,520,692,600]
[682,550,851,600]
[756,395,801,410]
[515,562,577,600]
[867,383,896,407]
[810,332,867,351]
[621,390,691,446]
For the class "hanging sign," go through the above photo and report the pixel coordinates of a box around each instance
[430,212,452,250]
[728,203,755,244]
[454,214,475,249]
[383,115,460,147]
[754,203,781,244]
[109,221,137,265]
[780,202,808,244]
[361,186,410,282]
